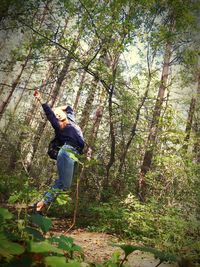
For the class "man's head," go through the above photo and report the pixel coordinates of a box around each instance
[53,107,67,121]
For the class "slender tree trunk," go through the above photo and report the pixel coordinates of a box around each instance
[0,50,32,120]
[183,96,196,151]
[118,77,152,176]
[15,69,35,113]
[193,72,200,162]
[97,51,120,201]
[89,89,106,147]
[78,89,106,191]
[73,71,86,111]
[104,56,119,185]
[79,78,99,132]
[3,68,34,134]
[105,84,115,178]
[139,41,172,200]
[49,48,77,106]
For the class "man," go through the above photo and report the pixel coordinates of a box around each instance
[34,90,84,213]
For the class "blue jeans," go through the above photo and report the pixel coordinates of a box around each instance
[43,144,78,205]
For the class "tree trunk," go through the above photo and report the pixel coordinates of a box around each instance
[3,68,35,134]
[139,41,172,200]
[183,96,196,151]
[73,71,86,111]
[0,49,32,120]
[89,89,106,147]
[79,89,106,191]
[118,76,152,176]
[193,72,200,162]
[79,78,99,132]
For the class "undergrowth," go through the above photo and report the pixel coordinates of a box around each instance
[78,195,200,264]
[0,207,185,267]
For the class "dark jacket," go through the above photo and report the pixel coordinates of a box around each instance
[42,103,84,153]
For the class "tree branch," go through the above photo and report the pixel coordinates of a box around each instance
[18,20,110,91]
[78,0,101,41]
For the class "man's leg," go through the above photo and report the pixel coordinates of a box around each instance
[42,148,75,205]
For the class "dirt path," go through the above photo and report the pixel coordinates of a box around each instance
[51,219,178,267]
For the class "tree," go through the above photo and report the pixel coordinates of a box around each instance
[0,0,52,120]
[194,72,200,163]
[80,78,99,132]
[139,1,198,200]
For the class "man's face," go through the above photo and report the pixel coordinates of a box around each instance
[53,108,67,121]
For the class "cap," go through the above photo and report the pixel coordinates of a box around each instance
[65,105,76,122]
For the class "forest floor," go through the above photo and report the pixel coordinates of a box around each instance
[2,204,178,267]
[50,218,179,267]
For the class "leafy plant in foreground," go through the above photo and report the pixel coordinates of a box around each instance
[0,208,83,266]
[114,244,177,267]
[0,208,25,261]
[0,207,190,267]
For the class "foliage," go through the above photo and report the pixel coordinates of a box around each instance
[0,207,185,267]
[84,195,200,262]
[114,243,177,266]
[0,208,25,261]
[0,208,84,266]
[4,207,199,267]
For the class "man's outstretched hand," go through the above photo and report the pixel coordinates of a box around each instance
[34,89,42,102]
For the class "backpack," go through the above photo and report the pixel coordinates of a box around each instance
[47,138,61,160]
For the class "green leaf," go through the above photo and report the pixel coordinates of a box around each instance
[45,257,82,267]
[114,244,177,262]
[0,207,13,220]
[29,214,52,233]
[28,240,63,254]
[56,193,69,205]
[45,256,67,267]
[194,241,200,250]
[110,251,121,263]
[49,235,82,253]
[103,251,121,266]
[8,192,21,204]
[49,235,72,244]
[24,226,45,241]
[71,245,82,252]
[148,248,177,262]
[68,152,79,162]
[63,149,83,164]
[5,254,33,267]
[65,261,82,267]
[114,244,140,257]
[0,232,25,259]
